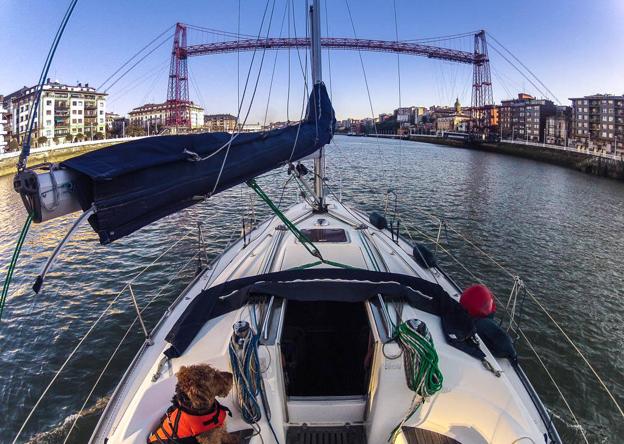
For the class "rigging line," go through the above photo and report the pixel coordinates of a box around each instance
[11,228,197,443]
[237,0,241,114]
[402,221,589,441]
[343,0,389,196]
[18,0,79,172]
[263,0,290,127]
[185,0,274,164]
[97,25,174,91]
[62,252,199,444]
[393,0,401,110]
[518,328,590,444]
[210,0,277,197]
[487,43,549,100]
[287,24,309,162]
[411,205,624,420]
[286,0,291,122]
[487,32,561,105]
[290,0,309,96]
[103,33,173,93]
[323,0,333,101]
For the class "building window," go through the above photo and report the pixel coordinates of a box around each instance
[72,101,77,106]
[46,110,52,115]
[72,110,76,115]
[78,110,82,115]
[46,120,52,125]
[46,100,52,106]
[78,119,83,123]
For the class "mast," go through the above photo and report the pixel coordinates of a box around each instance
[310,0,325,210]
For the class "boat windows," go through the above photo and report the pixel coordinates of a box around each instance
[300,228,348,242]
[280,300,373,397]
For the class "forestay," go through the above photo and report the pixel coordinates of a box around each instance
[62,83,335,244]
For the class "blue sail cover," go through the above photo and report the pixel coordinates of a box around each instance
[63,83,335,244]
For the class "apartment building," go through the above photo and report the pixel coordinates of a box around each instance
[204,113,238,132]
[0,97,8,152]
[500,93,556,142]
[545,106,572,146]
[570,94,624,154]
[129,101,204,130]
[6,80,107,143]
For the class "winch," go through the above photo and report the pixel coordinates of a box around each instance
[13,166,82,223]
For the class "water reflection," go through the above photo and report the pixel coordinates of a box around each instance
[0,136,622,442]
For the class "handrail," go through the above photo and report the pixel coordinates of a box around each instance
[400,208,623,442]
[12,228,196,444]
[61,252,199,444]
[408,205,623,421]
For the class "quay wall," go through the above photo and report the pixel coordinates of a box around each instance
[0,137,144,177]
[372,134,624,181]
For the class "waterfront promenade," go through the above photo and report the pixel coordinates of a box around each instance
[368,133,624,181]
[0,137,144,176]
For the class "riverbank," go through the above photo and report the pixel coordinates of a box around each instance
[0,137,144,177]
[373,134,624,181]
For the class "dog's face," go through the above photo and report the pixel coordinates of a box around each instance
[176,364,233,411]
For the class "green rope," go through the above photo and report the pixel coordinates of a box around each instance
[246,179,357,271]
[0,214,33,321]
[246,179,323,260]
[289,259,357,271]
[389,320,443,442]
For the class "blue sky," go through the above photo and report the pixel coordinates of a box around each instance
[1,0,623,121]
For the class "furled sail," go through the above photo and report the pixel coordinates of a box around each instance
[62,83,335,244]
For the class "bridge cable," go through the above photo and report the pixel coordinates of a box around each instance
[487,32,561,105]
[102,34,173,94]
[97,25,174,91]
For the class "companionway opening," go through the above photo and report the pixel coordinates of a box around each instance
[281,300,373,397]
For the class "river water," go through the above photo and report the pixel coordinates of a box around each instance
[0,136,622,443]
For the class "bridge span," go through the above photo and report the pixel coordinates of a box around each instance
[184,37,481,65]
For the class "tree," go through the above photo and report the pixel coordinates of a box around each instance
[94,131,105,140]
[53,136,60,145]
[74,133,84,142]
[126,125,146,137]
[8,139,19,152]
[37,136,48,146]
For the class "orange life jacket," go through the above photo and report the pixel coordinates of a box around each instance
[147,398,232,444]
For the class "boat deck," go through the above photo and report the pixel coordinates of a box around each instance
[91,198,556,444]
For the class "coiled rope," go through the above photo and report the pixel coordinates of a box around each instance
[389,319,443,442]
[228,308,280,443]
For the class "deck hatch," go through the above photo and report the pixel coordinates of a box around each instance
[300,228,348,242]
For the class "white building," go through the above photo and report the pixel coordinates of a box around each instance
[7,80,107,144]
[129,101,204,131]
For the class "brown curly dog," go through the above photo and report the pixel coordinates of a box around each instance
[148,364,239,444]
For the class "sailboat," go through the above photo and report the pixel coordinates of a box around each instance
[9,1,565,443]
